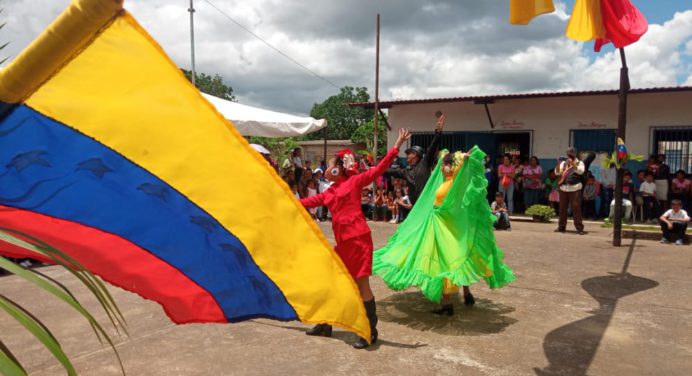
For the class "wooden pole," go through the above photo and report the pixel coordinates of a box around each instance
[373,14,380,162]
[613,48,630,247]
[323,126,328,166]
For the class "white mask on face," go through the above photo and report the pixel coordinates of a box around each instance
[443,165,452,175]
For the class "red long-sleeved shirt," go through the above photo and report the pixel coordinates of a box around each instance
[300,147,399,243]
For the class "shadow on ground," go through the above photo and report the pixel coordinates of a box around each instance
[534,238,659,376]
[377,292,517,336]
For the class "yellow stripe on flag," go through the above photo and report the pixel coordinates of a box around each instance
[566,0,605,42]
[24,11,369,339]
[509,0,556,25]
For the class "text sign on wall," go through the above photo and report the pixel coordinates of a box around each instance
[577,121,608,129]
[500,120,524,129]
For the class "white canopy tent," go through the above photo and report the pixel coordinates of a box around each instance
[202,93,327,138]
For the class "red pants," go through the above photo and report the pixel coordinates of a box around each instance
[335,233,374,279]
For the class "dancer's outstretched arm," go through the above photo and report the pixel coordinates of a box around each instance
[353,129,411,188]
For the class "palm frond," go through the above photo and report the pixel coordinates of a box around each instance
[0,229,126,375]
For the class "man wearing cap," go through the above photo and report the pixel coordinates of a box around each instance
[554,147,586,235]
[387,114,446,206]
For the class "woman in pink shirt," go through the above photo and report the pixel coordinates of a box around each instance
[497,155,515,213]
[671,169,691,209]
[523,156,544,208]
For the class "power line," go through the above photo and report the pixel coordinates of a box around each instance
[202,0,340,89]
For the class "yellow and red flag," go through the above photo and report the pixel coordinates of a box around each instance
[510,0,648,52]
[0,0,370,340]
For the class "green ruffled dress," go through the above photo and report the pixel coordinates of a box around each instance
[373,146,515,303]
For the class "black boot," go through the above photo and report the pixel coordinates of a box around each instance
[432,304,454,316]
[353,299,378,349]
[306,323,332,337]
[464,293,476,306]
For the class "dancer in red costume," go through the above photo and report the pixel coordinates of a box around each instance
[300,128,411,349]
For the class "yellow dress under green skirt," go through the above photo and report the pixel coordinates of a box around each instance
[373,147,515,303]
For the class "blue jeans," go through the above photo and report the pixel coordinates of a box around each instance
[499,183,514,214]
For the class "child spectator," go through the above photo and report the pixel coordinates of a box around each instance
[361,188,374,220]
[545,170,560,212]
[491,192,511,230]
[373,187,388,221]
[583,175,599,220]
[394,189,412,223]
[609,172,634,221]
[290,182,300,199]
[659,199,690,245]
[387,191,398,224]
[640,172,659,223]
[306,179,319,221]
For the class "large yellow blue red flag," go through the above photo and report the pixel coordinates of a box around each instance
[0,0,369,340]
[510,0,648,52]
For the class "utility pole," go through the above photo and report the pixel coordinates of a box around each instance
[188,0,197,86]
[613,47,630,247]
[373,14,380,162]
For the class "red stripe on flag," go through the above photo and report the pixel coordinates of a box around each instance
[0,205,226,324]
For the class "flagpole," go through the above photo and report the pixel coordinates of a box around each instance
[373,14,380,162]
[188,0,197,87]
[613,47,630,247]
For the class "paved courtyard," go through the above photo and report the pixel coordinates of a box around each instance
[2,221,691,375]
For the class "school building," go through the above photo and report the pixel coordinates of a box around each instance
[351,86,692,173]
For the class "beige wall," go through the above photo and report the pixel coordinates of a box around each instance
[386,91,692,158]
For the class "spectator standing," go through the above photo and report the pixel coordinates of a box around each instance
[373,187,388,221]
[640,172,659,223]
[655,154,671,211]
[671,170,691,210]
[394,189,412,222]
[659,199,690,245]
[292,148,304,187]
[498,155,516,214]
[523,156,544,208]
[361,188,374,220]
[555,147,586,234]
[387,191,398,224]
[582,175,599,220]
[545,170,560,211]
[491,192,511,230]
[600,163,617,217]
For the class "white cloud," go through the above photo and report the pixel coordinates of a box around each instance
[1,1,691,114]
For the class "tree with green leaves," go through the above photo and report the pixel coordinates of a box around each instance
[308,86,374,140]
[351,117,388,157]
[181,69,236,101]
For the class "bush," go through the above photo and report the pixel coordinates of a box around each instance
[525,205,556,222]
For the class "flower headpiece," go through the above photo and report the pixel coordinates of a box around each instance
[336,149,358,175]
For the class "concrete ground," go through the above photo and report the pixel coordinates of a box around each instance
[1,221,691,376]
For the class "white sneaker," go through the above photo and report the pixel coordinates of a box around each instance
[389,219,397,224]
[660,238,669,244]
[675,239,684,246]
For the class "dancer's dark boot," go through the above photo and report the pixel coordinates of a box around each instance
[306,323,332,337]
[432,304,454,315]
[353,299,378,349]
[464,292,476,306]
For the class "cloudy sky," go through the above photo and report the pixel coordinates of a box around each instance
[2,0,691,115]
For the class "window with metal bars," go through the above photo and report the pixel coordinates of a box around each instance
[653,127,692,173]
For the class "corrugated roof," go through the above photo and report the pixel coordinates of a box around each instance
[346,86,692,109]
